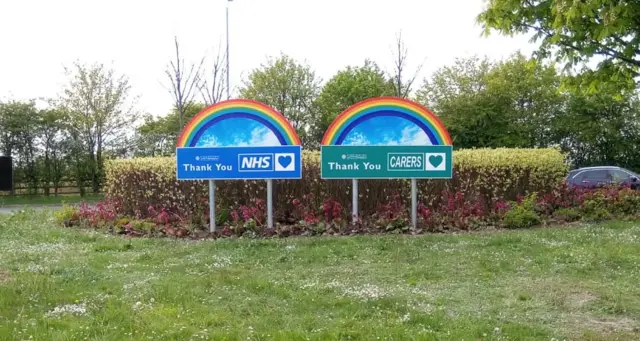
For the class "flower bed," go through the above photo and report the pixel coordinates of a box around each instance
[103,148,568,226]
[56,183,640,239]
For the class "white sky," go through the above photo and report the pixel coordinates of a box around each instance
[0,0,536,117]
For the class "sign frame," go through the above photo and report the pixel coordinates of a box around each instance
[318,96,454,228]
[320,145,453,180]
[174,99,304,232]
[176,145,302,181]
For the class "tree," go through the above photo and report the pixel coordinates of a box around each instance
[199,41,227,105]
[59,61,140,193]
[38,108,68,195]
[239,53,321,146]
[416,53,564,148]
[477,0,640,90]
[389,31,425,98]
[165,36,204,130]
[0,100,39,193]
[134,103,206,157]
[313,60,395,145]
[0,100,39,157]
[552,76,640,170]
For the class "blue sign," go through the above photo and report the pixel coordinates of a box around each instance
[176,146,302,180]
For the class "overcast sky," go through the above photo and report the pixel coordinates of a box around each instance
[0,0,535,117]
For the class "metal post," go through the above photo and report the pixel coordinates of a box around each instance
[411,178,417,228]
[209,180,216,232]
[266,179,273,228]
[352,179,358,224]
[225,2,230,100]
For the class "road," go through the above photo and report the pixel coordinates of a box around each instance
[0,205,63,215]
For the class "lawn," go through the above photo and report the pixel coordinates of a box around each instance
[0,194,104,207]
[0,211,639,340]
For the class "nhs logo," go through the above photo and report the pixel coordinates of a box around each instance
[238,153,274,172]
[237,152,297,172]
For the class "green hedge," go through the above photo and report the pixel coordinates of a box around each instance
[104,148,568,220]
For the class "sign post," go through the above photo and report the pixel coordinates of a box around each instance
[411,178,417,228]
[209,180,216,232]
[175,99,303,233]
[266,179,274,228]
[319,97,454,229]
[352,179,358,224]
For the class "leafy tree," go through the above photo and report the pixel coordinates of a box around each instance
[553,76,640,170]
[58,61,140,193]
[313,60,394,145]
[135,103,205,156]
[477,0,640,90]
[239,53,321,146]
[0,100,36,159]
[416,53,563,148]
[37,108,68,195]
[0,100,39,193]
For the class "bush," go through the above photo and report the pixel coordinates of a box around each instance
[63,183,640,238]
[104,148,568,225]
[553,208,581,222]
[502,194,541,229]
[54,204,79,226]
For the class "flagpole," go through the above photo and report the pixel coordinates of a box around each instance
[226,0,231,100]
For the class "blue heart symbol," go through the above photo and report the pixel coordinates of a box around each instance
[428,155,443,168]
[278,155,292,168]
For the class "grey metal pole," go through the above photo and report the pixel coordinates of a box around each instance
[352,179,358,224]
[266,179,273,228]
[411,178,417,228]
[209,180,216,232]
[226,1,230,100]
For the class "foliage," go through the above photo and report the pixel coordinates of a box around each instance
[416,53,563,149]
[552,207,582,222]
[104,148,568,228]
[477,0,640,91]
[552,78,640,170]
[416,53,640,171]
[57,61,140,193]
[502,193,541,229]
[54,204,79,226]
[313,60,395,143]
[71,177,640,239]
[0,100,96,196]
[239,53,321,147]
[134,103,206,157]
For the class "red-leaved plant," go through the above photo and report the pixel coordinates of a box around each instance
[291,194,319,224]
[322,199,343,223]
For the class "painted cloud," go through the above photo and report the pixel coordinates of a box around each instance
[339,116,432,146]
[195,118,281,147]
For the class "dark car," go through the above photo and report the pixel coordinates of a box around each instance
[566,166,640,189]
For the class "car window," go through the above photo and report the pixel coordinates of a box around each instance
[580,170,611,181]
[610,169,634,181]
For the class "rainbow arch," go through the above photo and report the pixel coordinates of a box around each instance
[176,99,302,147]
[321,97,452,146]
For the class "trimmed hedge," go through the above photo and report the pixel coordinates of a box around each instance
[104,148,568,222]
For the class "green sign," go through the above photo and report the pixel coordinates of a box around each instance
[320,145,453,179]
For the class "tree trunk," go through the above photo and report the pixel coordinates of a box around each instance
[43,149,51,196]
[94,144,102,194]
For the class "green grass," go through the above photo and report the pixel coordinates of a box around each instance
[1,211,639,340]
[0,193,104,206]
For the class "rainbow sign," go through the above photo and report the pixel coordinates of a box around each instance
[177,99,302,148]
[176,99,302,181]
[321,97,452,146]
[320,97,453,180]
